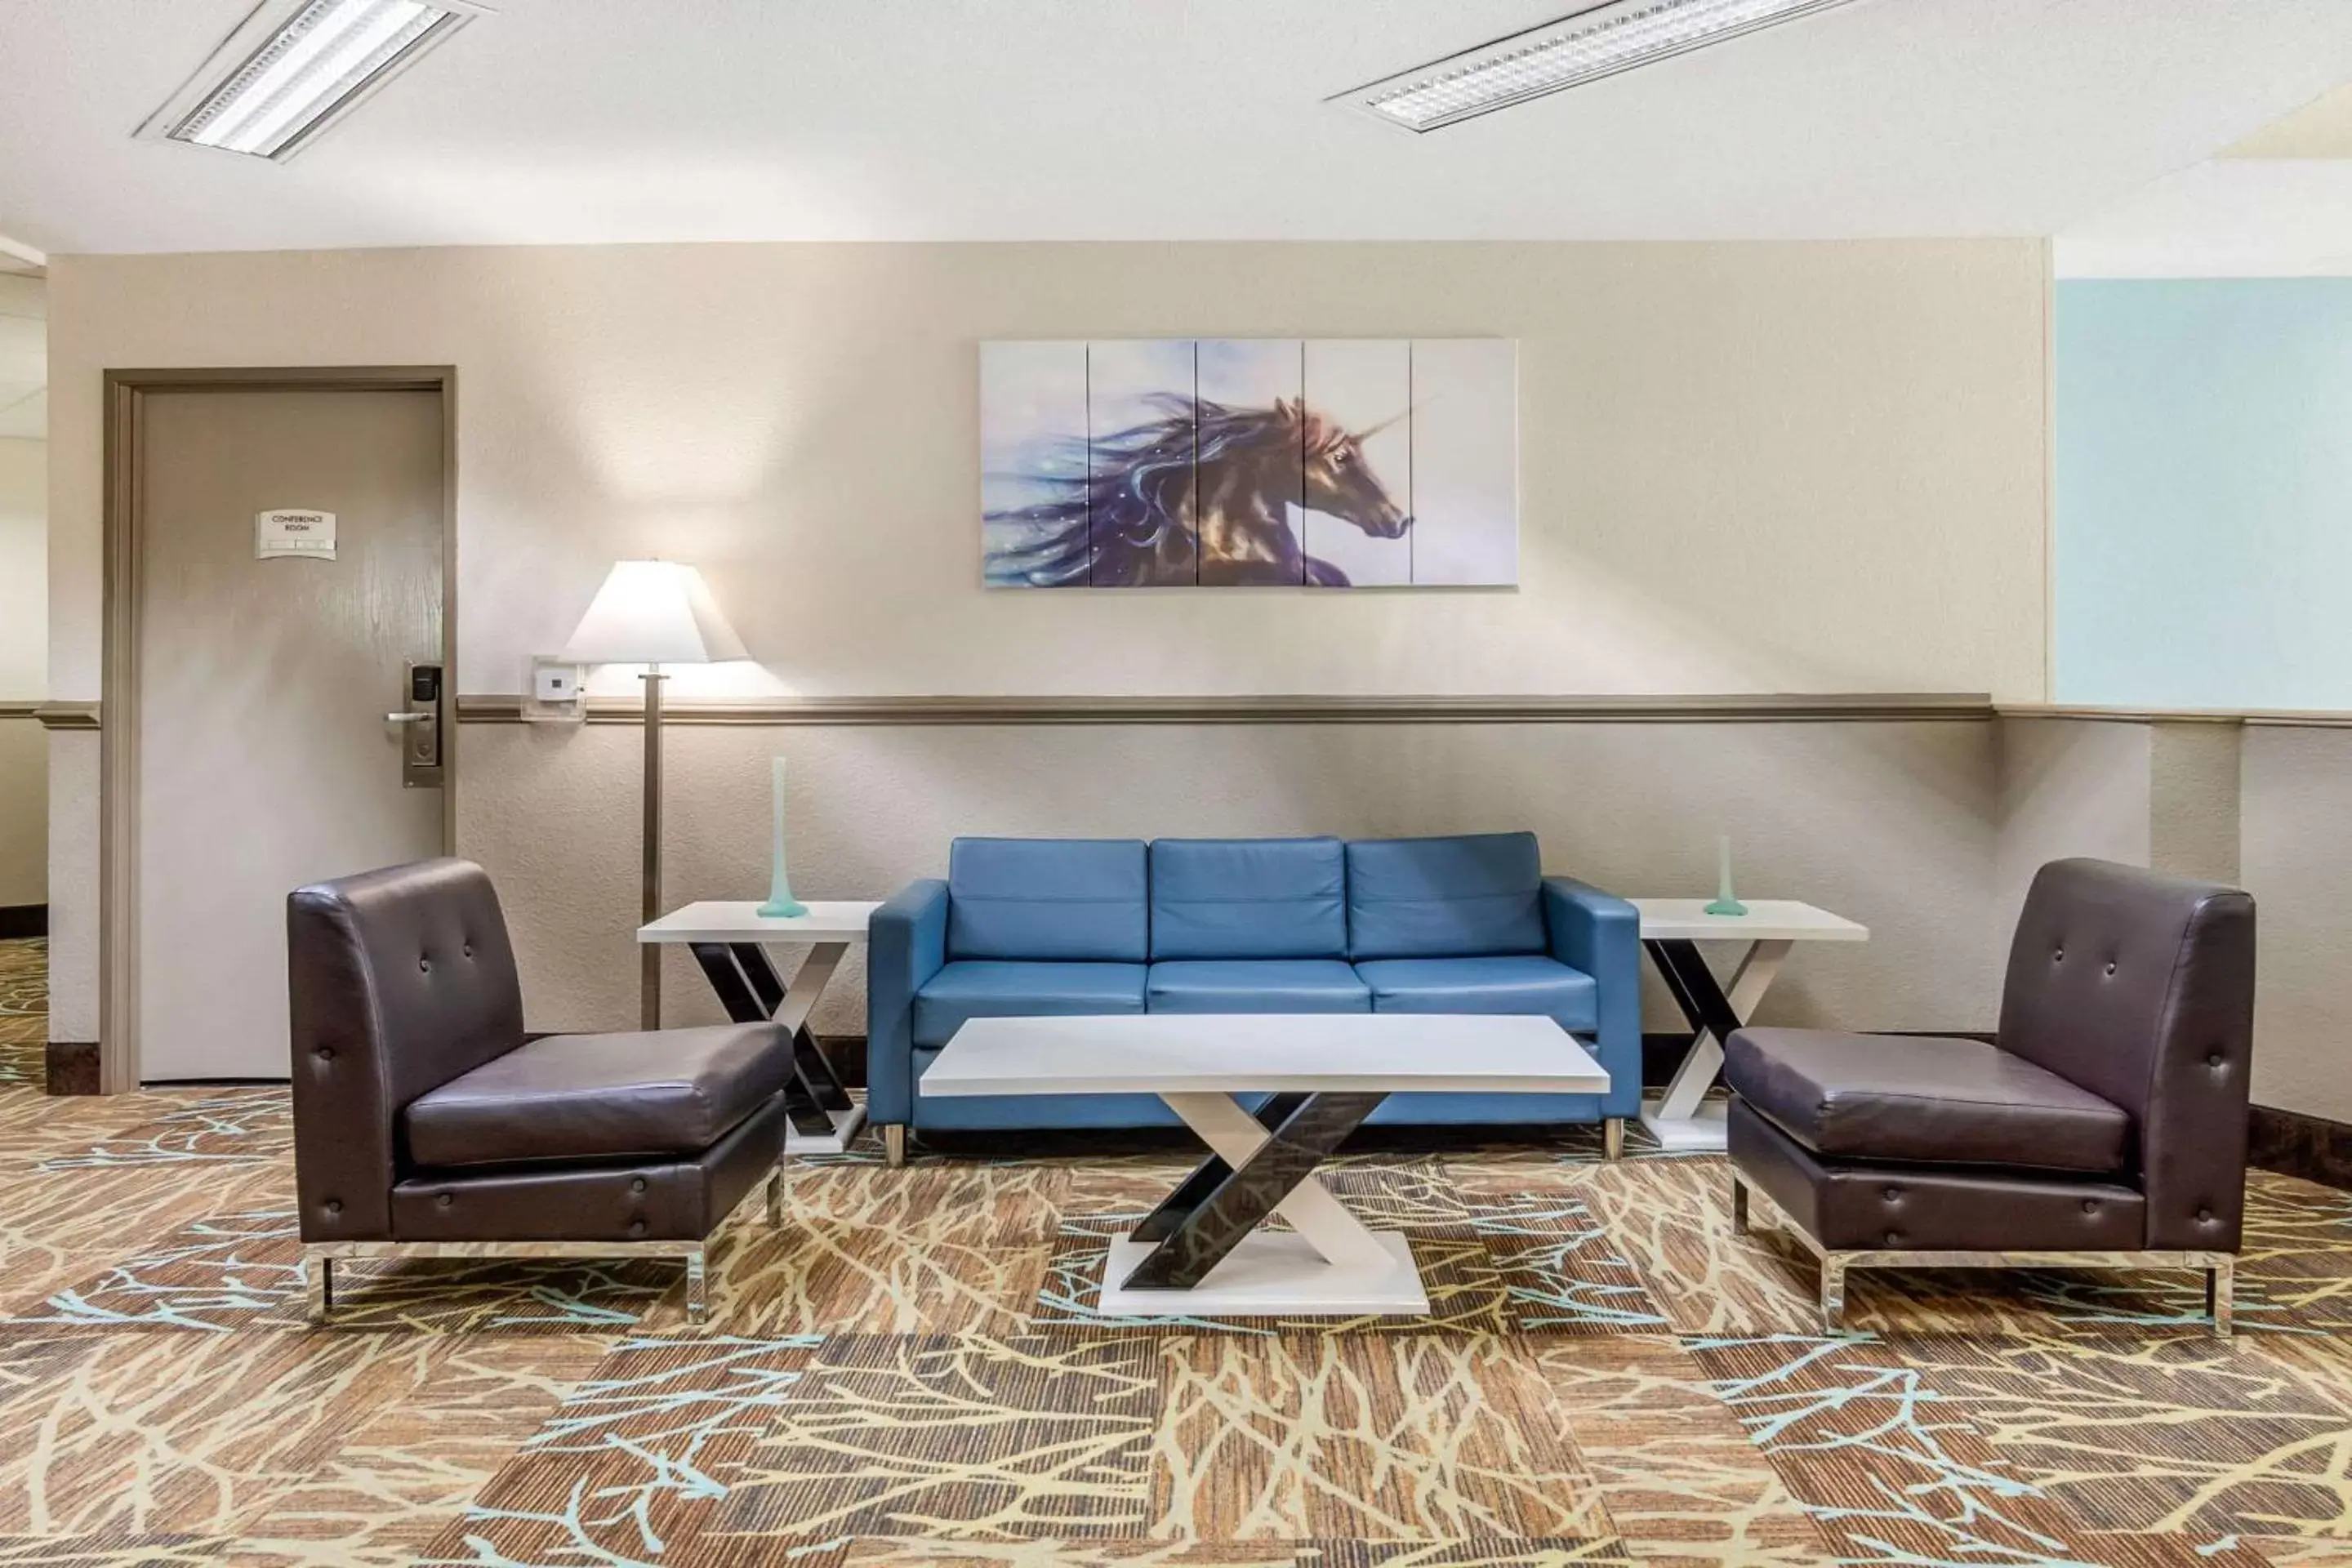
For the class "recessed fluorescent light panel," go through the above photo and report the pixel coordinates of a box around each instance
[140,0,479,161]
[1334,0,1866,133]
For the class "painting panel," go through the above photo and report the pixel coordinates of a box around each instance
[1089,338,1199,586]
[1302,339,1413,587]
[980,341,1089,588]
[1409,339,1519,586]
[1196,339,1304,586]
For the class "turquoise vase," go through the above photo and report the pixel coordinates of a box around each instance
[1704,834,1748,918]
[757,755,808,919]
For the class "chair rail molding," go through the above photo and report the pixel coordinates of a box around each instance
[29,702,99,730]
[457,692,1997,727]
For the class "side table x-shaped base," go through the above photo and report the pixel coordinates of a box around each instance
[1631,899,1869,1154]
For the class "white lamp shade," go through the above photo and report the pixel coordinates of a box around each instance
[559,560,749,666]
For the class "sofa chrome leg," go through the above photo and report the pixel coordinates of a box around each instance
[884,1124,907,1169]
[1603,1116,1624,1162]
[2209,1258,2234,1338]
[684,1249,709,1325]
[765,1167,783,1227]
[1820,1254,1848,1333]
[1731,1174,1750,1236]
[309,1252,334,1323]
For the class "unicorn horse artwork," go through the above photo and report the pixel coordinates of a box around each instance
[985,396,1411,587]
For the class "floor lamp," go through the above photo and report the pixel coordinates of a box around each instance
[561,560,748,1029]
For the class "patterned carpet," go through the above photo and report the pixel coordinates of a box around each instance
[3,938,2352,1567]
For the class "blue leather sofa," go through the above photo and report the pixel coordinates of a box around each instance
[866,832,1638,1162]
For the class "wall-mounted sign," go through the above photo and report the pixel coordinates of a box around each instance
[255,509,336,560]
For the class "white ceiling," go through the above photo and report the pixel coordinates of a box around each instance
[2,1,2350,253]
[2057,81,2352,278]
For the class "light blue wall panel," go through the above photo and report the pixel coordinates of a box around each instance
[2056,279,2352,709]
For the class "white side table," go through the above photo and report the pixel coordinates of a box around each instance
[638,901,881,1154]
[1632,899,1869,1152]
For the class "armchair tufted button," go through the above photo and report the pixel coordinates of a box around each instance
[2053,947,2065,963]
[1883,1232,1901,1245]
[2198,1207,2213,1223]
[2105,961,2118,976]
[462,942,473,958]
[325,1200,341,1216]
[2207,1051,2225,1067]
[1882,1186,1901,1202]
[627,1219,647,1238]
[630,1177,648,1195]
[436,1192,453,1208]
[315,1046,333,1062]
[2081,1199,2098,1214]
[418,956,430,973]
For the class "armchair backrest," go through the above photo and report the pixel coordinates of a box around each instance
[287,857,526,1241]
[1998,858,2256,1250]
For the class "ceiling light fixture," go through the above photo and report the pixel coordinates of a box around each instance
[138,0,481,162]
[1334,0,1868,134]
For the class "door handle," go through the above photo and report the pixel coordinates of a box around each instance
[385,710,434,724]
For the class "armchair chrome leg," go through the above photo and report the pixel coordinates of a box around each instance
[1820,1254,1848,1333]
[309,1252,333,1323]
[1603,1116,1624,1162]
[684,1249,709,1325]
[883,1124,907,1169]
[2209,1258,2234,1338]
[765,1167,783,1227]
[1731,1174,1750,1236]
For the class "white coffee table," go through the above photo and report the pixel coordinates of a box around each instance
[1632,898,1869,1152]
[637,901,881,1154]
[922,1013,1609,1317]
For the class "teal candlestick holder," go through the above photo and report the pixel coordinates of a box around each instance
[756,755,808,919]
[1704,835,1748,918]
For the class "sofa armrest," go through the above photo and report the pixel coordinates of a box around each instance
[866,879,949,1125]
[1544,876,1642,1118]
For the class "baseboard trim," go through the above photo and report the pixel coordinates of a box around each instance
[46,1041,100,1096]
[0,905,44,940]
[2250,1103,2352,1192]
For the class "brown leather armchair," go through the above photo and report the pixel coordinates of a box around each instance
[1726,858,2255,1334]
[289,858,792,1323]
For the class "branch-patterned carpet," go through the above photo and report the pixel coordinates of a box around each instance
[2,937,2351,1567]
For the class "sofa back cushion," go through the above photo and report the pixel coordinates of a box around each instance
[947,837,1150,961]
[1150,837,1347,960]
[1346,833,1546,960]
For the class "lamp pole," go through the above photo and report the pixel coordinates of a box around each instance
[640,663,666,1029]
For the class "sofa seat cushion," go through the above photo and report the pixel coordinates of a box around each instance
[1353,955,1597,1031]
[1147,960,1370,1014]
[1725,1027,2129,1174]
[912,960,1148,1048]
[402,1024,790,1170]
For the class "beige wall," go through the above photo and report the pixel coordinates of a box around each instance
[0,436,44,909]
[1993,718,2154,964]
[41,238,2055,1058]
[2241,726,2352,1121]
[469,715,2005,1039]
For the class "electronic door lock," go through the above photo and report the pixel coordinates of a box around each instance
[399,661,444,788]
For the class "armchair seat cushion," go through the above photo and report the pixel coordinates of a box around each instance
[1147,960,1370,1014]
[1353,955,1597,1031]
[401,1024,791,1170]
[912,960,1147,1048]
[1726,1027,2129,1174]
